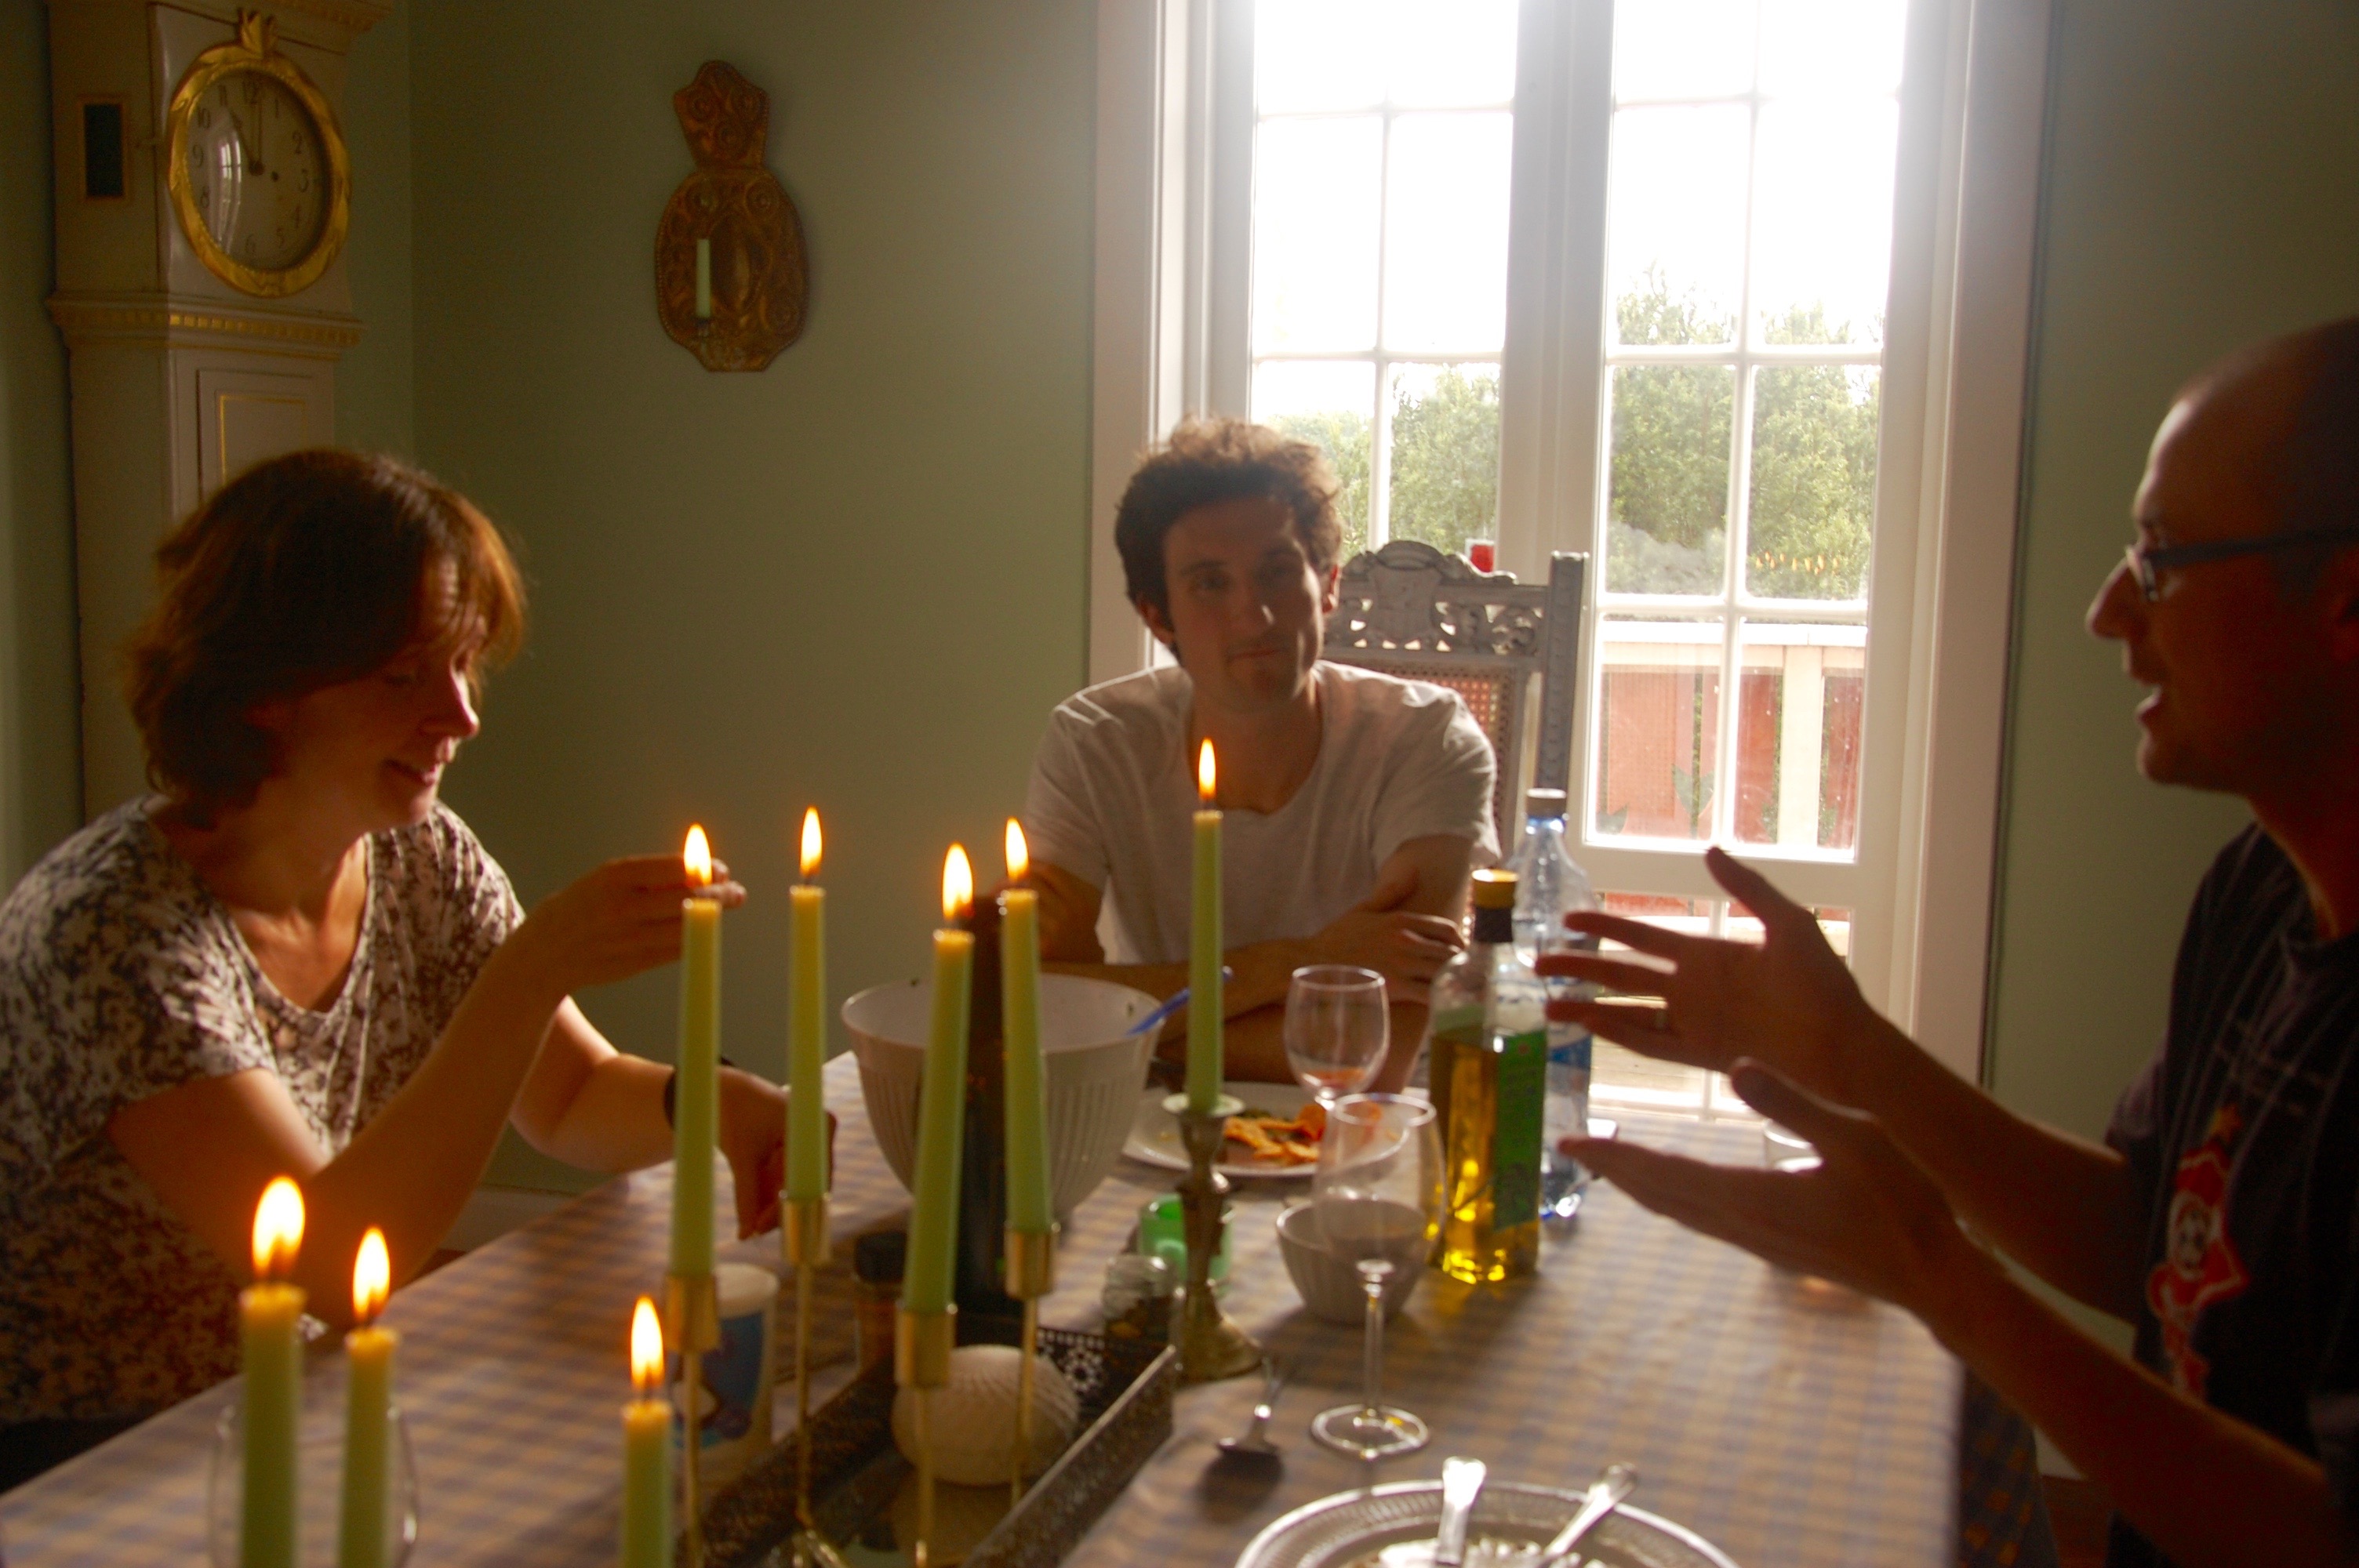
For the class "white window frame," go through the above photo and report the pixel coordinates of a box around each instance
[1090,0,2051,1082]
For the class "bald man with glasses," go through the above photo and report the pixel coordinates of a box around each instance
[1541,319,2359,1568]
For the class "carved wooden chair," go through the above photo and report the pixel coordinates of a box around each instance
[1321,539,1590,848]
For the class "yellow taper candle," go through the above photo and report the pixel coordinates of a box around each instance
[672,826,722,1279]
[242,1178,305,1568]
[1001,821,1052,1236]
[337,1229,395,1568]
[787,809,828,1203]
[694,238,713,321]
[621,1298,673,1568]
[902,846,974,1317]
[1187,740,1223,1113]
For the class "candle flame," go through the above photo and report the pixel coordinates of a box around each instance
[1005,818,1028,883]
[353,1228,390,1325]
[251,1177,304,1282]
[683,825,713,887]
[942,844,973,924]
[800,807,823,880]
[630,1296,663,1396]
[1198,739,1217,804]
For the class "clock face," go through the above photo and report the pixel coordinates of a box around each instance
[181,70,329,272]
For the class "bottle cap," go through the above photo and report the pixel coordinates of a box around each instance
[1523,787,1568,820]
[1470,868,1518,909]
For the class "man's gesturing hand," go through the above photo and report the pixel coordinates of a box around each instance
[1536,846,1876,1105]
[1567,1062,1988,1321]
[1303,858,1464,1005]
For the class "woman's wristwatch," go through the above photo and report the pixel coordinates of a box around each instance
[661,1057,740,1127]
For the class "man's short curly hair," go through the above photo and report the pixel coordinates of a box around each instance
[125,449,525,825]
[1113,417,1345,622]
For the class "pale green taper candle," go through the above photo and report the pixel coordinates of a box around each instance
[787,808,828,1203]
[336,1229,395,1568]
[1187,740,1223,1113]
[620,1298,672,1568]
[1001,820,1052,1235]
[671,826,722,1279]
[903,845,975,1316]
[242,1178,304,1568]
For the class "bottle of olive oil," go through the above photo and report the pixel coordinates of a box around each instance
[1427,868,1546,1283]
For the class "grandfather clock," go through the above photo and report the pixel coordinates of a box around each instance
[47,0,385,815]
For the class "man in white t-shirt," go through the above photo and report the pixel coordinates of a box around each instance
[1023,417,1498,1085]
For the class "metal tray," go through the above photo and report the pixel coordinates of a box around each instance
[703,1317,1178,1568]
[1234,1480,1741,1568]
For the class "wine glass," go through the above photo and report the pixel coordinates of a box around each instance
[1308,1092,1441,1461]
[207,1397,420,1568]
[1283,965,1389,1109]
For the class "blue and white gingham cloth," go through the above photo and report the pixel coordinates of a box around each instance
[0,1057,1986,1566]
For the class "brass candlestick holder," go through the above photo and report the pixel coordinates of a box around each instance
[895,1305,955,1568]
[1165,1093,1262,1384]
[665,1270,722,1568]
[783,1196,829,1534]
[1001,1227,1057,1505]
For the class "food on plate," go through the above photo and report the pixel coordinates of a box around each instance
[1223,1100,1328,1166]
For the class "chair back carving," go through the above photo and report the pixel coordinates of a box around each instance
[1321,539,1589,846]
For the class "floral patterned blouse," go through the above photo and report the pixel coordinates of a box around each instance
[0,799,522,1423]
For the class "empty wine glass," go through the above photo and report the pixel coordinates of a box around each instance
[1284,965,1389,1109]
[1309,1093,1441,1461]
[207,1397,420,1568]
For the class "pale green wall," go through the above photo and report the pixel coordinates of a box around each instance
[336,3,414,457]
[402,2,1096,1188]
[0,1,87,878]
[1988,1,2359,1142]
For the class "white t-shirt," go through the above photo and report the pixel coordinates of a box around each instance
[1023,662,1499,966]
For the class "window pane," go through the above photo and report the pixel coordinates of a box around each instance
[1729,622,1866,853]
[1593,618,1723,841]
[1612,0,1758,101]
[1608,107,1748,347]
[1745,364,1879,601]
[1589,891,1711,1110]
[1387,0,1518,107]
[1720,903,1854,956]
[1383,112,1513,353]
[1749,100,1898,347]
[1607,364,1733,595]
[1757,0,1906,99]
[1256,359,1376,559]
[1257,0,1384,113]
[1387,363,1500,555]
[1253,117,1383,354]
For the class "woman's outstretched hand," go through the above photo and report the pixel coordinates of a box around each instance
[1535,845,1878,1105]
[509,855,748,998]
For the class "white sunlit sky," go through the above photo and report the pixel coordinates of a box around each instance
[1248,0,1910,433]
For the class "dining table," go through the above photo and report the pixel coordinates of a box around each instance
[1,1054,2048,1568]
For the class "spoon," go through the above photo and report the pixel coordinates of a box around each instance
[1377,1454,1487,1568]
[1534,1463,1637,1567]
[1216,1359,1287,1460]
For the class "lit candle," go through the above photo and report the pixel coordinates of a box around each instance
[1001,821,1051,1236]
[902,845,974,1317]
[620,1298,672,1568]
[337,1229,395,1568]
[672,826,722,1279]
[694,238,712,321]
[1187,740,1223,1112]
[787,809,828,1204]
[242,1178,305,1568]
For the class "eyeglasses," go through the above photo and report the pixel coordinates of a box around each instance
[2121,526,2359,602]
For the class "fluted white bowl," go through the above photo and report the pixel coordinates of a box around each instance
[842,974,1158,1219]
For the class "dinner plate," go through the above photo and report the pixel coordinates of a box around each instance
[1122,1081,1321,1179]
[1234,1479,1742,1568]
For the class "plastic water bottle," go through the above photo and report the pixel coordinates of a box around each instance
[1507,788,1599,1218]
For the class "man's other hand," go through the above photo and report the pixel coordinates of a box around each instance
[1303,858,1465,1004]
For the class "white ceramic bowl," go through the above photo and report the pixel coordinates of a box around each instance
[842,974,1158,1220]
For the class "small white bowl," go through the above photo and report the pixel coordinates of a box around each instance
[1275,1202,1425,1325]
[842,974,1158,1220]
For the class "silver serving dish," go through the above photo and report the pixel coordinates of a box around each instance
[1236,1479,1742,1568]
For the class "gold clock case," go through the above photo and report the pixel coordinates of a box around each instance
[163,10,351,299]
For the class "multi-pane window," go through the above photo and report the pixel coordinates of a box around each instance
[1235,0,1917,1117]
[1247,0,1521,561]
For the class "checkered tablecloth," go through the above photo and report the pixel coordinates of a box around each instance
[1,1057,1965,1567]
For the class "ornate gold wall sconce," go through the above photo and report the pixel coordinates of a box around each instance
[655,61,808,372]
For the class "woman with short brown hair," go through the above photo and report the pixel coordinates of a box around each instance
[0,451,787,1486]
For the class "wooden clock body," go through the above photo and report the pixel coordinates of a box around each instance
[47,0,385,815]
